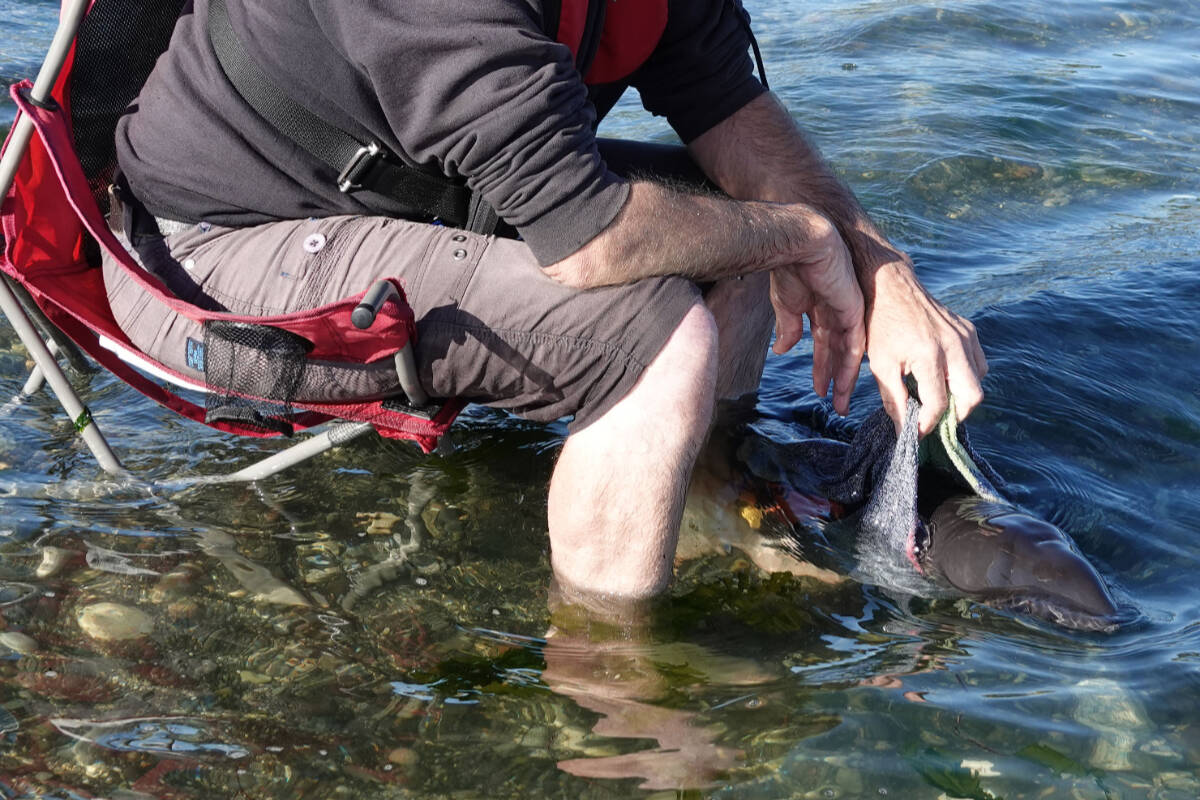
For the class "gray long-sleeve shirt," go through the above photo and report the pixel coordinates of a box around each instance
[116,0,765,265]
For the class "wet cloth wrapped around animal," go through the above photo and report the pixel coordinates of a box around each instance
[808,398,1123,632]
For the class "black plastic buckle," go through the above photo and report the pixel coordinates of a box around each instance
[337,141,384,193]
[382,396,441,421]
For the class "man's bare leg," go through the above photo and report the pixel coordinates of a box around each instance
[548,302,719,598]
[547,274,774,599]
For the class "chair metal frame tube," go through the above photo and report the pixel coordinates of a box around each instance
[354,279,431,408]
[0,0,90,193]
[0,0,121,474]
[20,341,55,397]
[0,277,122,473]
[8,278,93,375]
[217,422,375,483]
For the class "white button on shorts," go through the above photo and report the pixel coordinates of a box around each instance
[302,233,327,253]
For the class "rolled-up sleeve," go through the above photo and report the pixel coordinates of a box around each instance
[631,0,767,143]
[322,0,628,265]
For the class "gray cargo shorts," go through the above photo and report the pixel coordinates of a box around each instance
[101,215,701,431]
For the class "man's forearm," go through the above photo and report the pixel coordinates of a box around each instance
[688,92,908,297]
[543,180,841,289]
[544,166,867,417]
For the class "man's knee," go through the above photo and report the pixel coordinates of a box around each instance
[650,300,720,427]
[673,300,721,356]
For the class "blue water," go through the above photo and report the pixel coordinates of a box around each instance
[1,1,1198,797]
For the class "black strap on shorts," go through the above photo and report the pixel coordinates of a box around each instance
[207,0,501,234]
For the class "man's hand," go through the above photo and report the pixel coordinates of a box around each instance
[860,252,988,435]
[767,214,866,415]
[689,93,989,432]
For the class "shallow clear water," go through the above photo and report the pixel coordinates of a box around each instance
[1,1,1198,797]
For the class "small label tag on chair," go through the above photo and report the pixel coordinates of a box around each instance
[185,337,206,372]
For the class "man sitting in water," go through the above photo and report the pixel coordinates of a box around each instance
[105,0,986,601]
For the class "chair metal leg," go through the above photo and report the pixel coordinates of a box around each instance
[0,0,121,474]
[0,279,123,473]
[22,362,47,397]
[0,0,90,193]
[0,343,51,418]
[213,421,375,483]
[19,341,56,397]
[7,278,92,375]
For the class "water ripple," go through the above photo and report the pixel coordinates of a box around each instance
[52,716,251,760]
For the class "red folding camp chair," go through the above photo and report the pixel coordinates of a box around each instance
[0,0,464,482]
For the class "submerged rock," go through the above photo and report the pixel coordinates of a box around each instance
[0,630,39,654]
[76,602,154,641]
[1073,677,1148,771]
[36,546,73,579]
[149,563,203,603]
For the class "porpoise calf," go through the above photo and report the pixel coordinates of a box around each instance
[760,400,1126,632]
[913,495,1121,631]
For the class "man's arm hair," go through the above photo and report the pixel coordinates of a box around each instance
[542,100,868,416]
[544,180,842,289]
[688,93,903,299]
